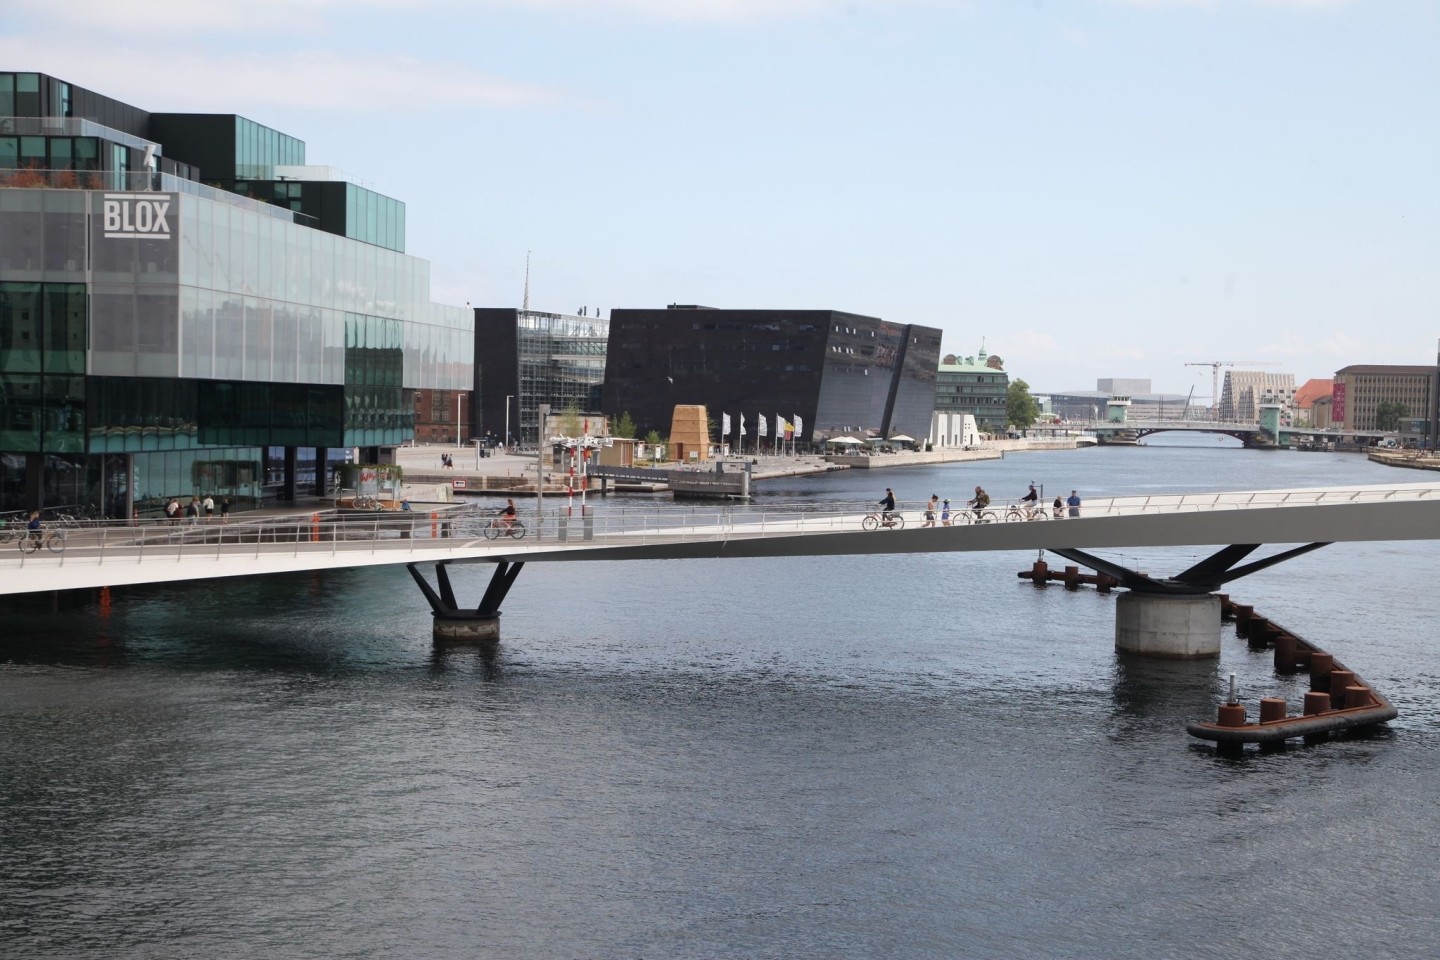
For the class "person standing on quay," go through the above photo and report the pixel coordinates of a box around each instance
[941,499,952,526]
[1067,490,1082,518]
[203,493,215,522]
[220,497,231,524]
[1052,494,1064,519]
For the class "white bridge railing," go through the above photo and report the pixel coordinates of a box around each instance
[3,484,1436,575]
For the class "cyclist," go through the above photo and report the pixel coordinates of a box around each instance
[968,486,991,521]
[494,497,518,531]
[1019,483,1040,519]
[877,487,897,527]
[25,510,42,546]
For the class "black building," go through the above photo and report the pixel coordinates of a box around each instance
[601,305,941,446]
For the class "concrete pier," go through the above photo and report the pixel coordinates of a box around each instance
[1115,592,1221,659]
[432,613,500,643]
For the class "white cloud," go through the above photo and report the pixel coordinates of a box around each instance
[0,37,564,112]
[1016,330,1060,352]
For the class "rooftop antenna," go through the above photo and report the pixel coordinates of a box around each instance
[521,250,531,314]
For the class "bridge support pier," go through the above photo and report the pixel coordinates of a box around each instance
[407,560,523,644]
[1116,592,1221,659]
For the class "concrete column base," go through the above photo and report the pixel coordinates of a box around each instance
[1116,592,1221,659]
[433,614,500,643]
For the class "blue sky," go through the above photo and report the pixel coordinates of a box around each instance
[3,0,1435,396]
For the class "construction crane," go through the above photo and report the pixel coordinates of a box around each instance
[1185,361,1282,419]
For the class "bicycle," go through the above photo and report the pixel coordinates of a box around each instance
[862,511,905,531]
[967,508,998,524]
[1004,504,1048,522]
[353,494,381,510]
[483,517,527,540]
[18,527,66,554]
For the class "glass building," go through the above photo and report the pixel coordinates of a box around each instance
[0,71,471,516]
[600,306,941,445]
[473,309,609,446]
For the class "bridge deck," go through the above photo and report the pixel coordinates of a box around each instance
[3,483,1437,595]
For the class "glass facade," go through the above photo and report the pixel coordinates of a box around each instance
[1,74,473,514]
[935,357,1010,433]
[601,308,941,444]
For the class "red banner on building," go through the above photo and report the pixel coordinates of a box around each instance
[1332,382,1346,423]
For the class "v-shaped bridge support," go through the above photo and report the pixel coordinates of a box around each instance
[407,560,524,642]
[1047,542,1332,595]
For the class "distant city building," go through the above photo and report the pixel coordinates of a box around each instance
[412,388,469,445]
[0,71,471,516]
[1219,371,1295,422]
[935,348,1009,434]
[1291,378,1334,427]
[473,309,609,446]
[1330,365,1436,432]
[1043,390,1194,422]
[1097,378,1151,395]
[600,305,941,445]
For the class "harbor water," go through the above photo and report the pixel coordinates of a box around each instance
[3,439,1439,958]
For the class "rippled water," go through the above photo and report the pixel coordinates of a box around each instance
[3,440,1439,958]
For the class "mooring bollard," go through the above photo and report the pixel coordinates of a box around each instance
[1063,565,1080,590]
[1309,652,1335,690]
[1329,670,1357,708]
[1303,691,1331,715]
[1030,559,1048,584]
[1259,697,1287,723]
[1273,633,1298,674]
[1344,685,1372,708]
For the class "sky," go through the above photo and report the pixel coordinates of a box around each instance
[3,0,1436,397]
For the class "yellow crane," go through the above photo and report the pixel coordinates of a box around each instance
[1185,360,1281,419]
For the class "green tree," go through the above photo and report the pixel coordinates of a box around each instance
[1006,379,1039,430]
[559,401,582,438]
[644,429,664,463]
[613,411,637,439]
[1375,401,1409,431]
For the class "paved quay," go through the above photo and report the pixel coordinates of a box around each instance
[390,436,1086,501]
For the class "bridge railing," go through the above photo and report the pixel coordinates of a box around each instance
[4,484,1436,569]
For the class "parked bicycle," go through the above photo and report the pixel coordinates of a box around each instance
[862,510,905,531]
[352,494,382,510]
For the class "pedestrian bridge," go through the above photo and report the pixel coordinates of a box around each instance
[5,482,1438,597]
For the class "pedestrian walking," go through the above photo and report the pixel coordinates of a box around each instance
[924,494,939,528]
[220,497,231,524]
[941,499,952,526]
[203,493,215,522]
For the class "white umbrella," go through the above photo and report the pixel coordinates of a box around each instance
[827,436,863,445]
[888,434,916,442]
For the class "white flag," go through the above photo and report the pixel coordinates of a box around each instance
[793,414,803,439]
[740,414,747,436]
[759,414,768,438]
[722,412,731,435]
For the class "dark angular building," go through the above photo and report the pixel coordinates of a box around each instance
[473,308,609,446]
[601,305,941,446]
[1,71,470,516]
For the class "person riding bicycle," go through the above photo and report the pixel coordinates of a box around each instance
[968,486,990,520]
[1019,483,1040,518]
[878,488,897,527]
[495,498,518,530]
[25,510,41,544]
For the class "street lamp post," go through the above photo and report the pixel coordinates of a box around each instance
[456,391,462,448]
[504,395,514,450]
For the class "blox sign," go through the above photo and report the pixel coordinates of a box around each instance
[102,193,172,240]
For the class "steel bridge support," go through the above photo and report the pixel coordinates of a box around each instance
[1048,542,1331,659]
[406,560,524,643]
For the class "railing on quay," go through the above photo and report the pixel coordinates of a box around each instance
[3,484,1436,572]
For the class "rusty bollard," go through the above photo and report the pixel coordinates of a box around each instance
[1329,670,1357,708]
[1259,697,1287,723]
[1233,604,1254,635]
[1029,559,1048,585]
[1273,633,1298,674]
[1303,691,1332,715]
[1309,652,1335,691]
[1344,685,1372,708]
[1063,565,1080,590]
[1248,622,1272,651]
[1217,593,1232,619]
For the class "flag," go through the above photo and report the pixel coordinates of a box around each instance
[740,414,747,436]
[782,417,793,440]
[759,414,768,438]
[722,412,731,435]
[793,414,804,439]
